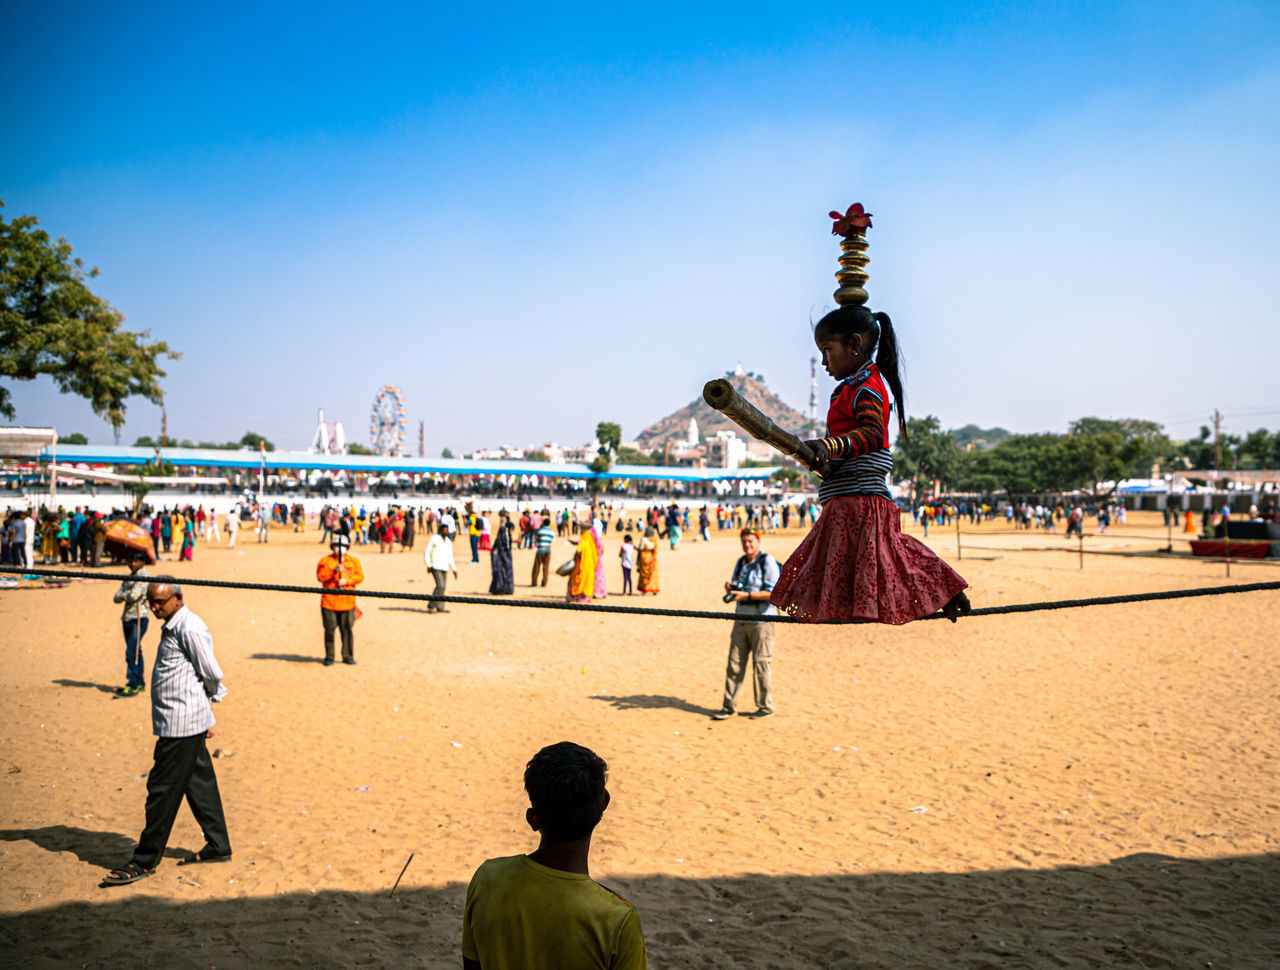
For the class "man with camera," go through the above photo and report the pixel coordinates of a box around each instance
[711,528,780,720]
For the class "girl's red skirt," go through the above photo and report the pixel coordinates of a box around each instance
[770,495,967,624]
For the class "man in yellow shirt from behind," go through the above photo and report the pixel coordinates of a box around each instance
[461,742,646,970]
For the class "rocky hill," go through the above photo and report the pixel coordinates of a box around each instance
[635,372,812,450]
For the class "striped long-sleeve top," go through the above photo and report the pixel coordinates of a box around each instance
[816,363,894,503]
[150,605,223,737]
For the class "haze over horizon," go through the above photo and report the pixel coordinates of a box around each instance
[4,2,1278,453]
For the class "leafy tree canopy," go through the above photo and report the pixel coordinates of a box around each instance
[0,202,179,430]
[57,432,88,444]
[895,415,963,490]
[525,450,549,463]
[595,421,622,453]
[439,447,453,459]
[238,431,275,451]
[615,445,653,465]
[349,443,374,455]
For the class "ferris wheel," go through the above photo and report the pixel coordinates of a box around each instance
[369,384,407,455]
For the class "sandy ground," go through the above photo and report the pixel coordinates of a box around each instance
[1,510,1277,968]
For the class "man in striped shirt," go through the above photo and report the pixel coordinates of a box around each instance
[531,512,556,587]
[101,580,231,886]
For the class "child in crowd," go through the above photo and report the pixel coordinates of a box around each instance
[619,534,635,595]
[461,742,646,970]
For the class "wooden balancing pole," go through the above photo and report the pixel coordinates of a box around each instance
[702,379,822,471]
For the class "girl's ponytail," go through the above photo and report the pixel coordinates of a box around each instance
[873,311,908,444]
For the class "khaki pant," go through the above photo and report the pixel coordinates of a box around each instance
[723,620,774,713]
[531,551,551,586]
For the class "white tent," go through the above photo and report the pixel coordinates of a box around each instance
[0,427,57,506]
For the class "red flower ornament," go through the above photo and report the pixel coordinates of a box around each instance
[830,203,873,237]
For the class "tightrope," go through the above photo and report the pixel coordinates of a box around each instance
[2,566,1277,624]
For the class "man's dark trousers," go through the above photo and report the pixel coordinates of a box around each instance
[132,733,230,868]
[321,607,355,662]
[428,569,449,612]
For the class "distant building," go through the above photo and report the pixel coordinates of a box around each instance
[706,430,748,470]
[469,445,527,460]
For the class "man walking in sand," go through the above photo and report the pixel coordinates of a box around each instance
[425,522,458,612]
[111,556,153,697]
[711,528,779,721]
[100,580,231,886]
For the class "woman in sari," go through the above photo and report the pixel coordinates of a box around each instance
[591,518,607,599]
[636,525,660,594]
[567,521,598,603]
[489,511,515,595]
[179,514,195,561]
[48,515,64,564]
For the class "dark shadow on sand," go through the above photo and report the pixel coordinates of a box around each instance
[52,678,120,694]
[249,653,326,664]
[590,694,720,716]
[0,825,186,868]
[1,851,1276,967]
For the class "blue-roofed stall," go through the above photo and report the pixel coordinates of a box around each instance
[38,445,777,483]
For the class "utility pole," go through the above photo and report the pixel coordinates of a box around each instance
[1213,408,1222,470]
[418,420,425,457]
[808,356,818,436]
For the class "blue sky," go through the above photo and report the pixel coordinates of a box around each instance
[4,2,1278,452]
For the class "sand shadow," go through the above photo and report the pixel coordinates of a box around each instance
[591,694,718,716]
[249,653,326,664]
[2,851,1276,966]
[378,605,432,614]
[52,678,120,694]
[0,825,186,868]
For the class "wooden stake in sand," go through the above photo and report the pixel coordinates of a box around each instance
[389,852,414,898]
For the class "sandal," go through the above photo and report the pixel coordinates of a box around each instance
[100,861,154,887]
[178,847,231,866]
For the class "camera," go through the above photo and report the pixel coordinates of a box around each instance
[723,581,747,603]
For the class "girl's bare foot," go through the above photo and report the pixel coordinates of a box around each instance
[941,591,972,623]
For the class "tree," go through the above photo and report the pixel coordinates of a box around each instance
[1172,426,1215,470]
[238,431,275,452]
[895,415,962,491]
[1068,416,1170,480]
[125,457,175,516]
[1240,428,1277,469]
[616,445,653,465]
[57,432,88,444]
[771,467,802,488]
[525,450,549,462]
[0,202,179,430]
[595,422,622,454]
[349,443,374,456]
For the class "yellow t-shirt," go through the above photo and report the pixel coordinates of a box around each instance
[461,855,646,970]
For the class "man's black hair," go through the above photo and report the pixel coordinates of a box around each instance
[524,742,608,842]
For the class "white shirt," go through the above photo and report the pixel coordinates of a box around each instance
[151,605,223,737]
[424,533,456,572]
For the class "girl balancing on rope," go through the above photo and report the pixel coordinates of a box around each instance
[769,204,971,624]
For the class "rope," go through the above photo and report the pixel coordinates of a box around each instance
[2,566,1277,624]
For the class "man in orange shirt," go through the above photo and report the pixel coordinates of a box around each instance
[316,534,364,666]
